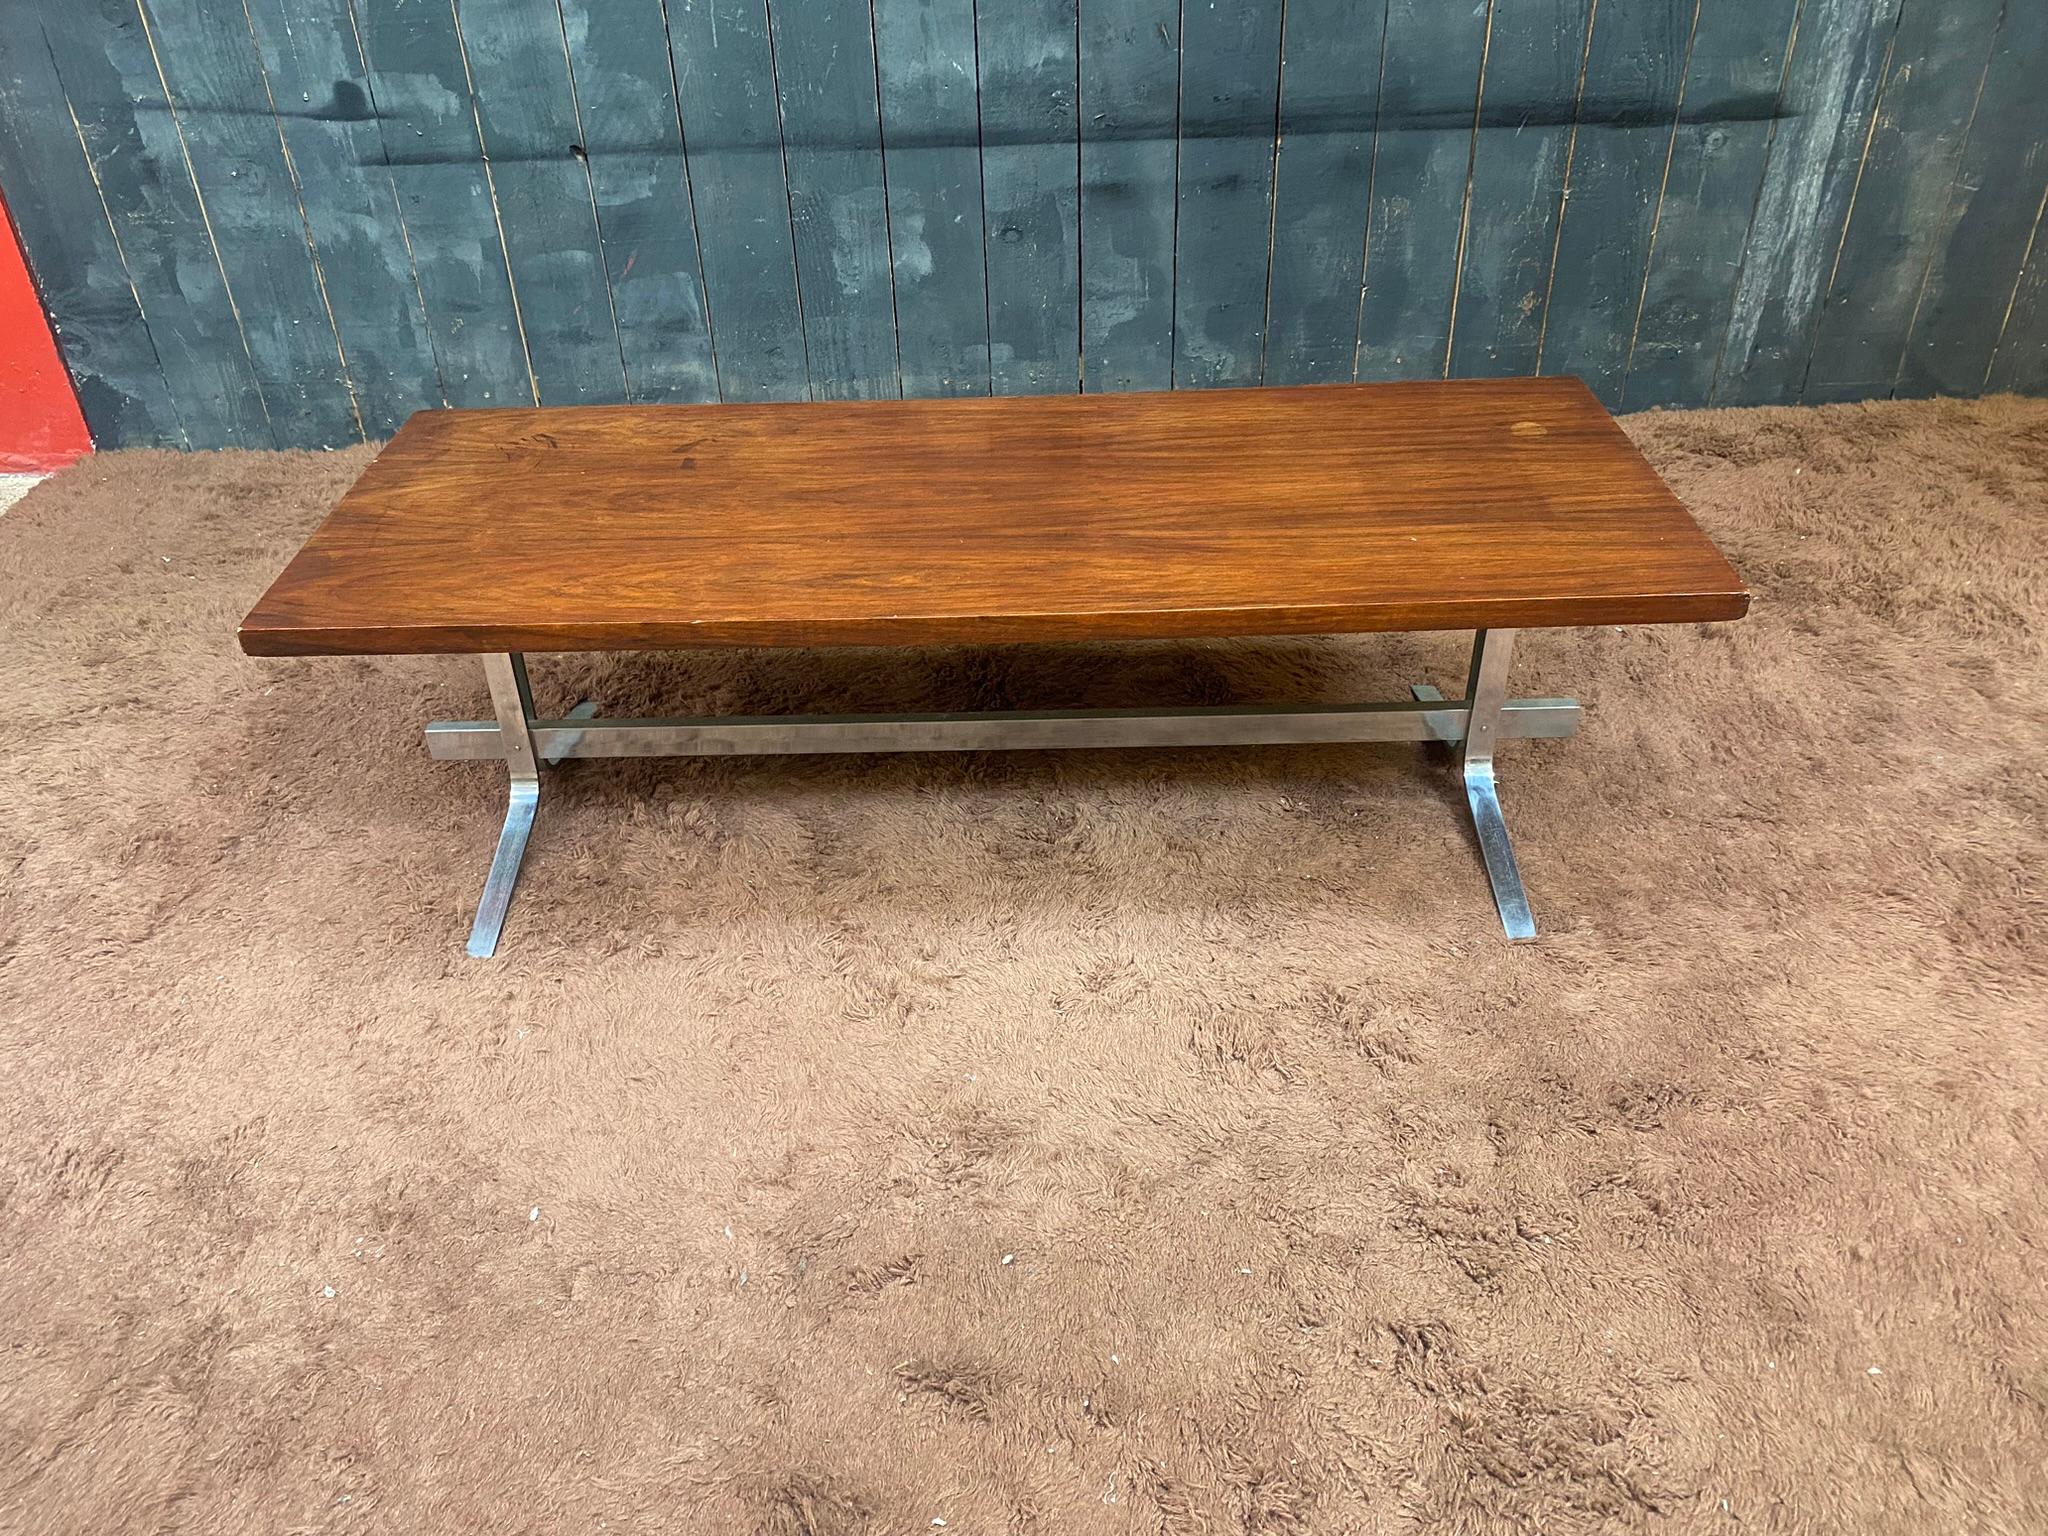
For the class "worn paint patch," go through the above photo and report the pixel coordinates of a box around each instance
[0,0,2037,441]
[1718,0,1899,404]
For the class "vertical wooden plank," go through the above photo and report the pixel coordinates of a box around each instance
[1262,0,1384,385]
[1796,0,2001,401]
[977,0,1079,394]
[1354,0,1490,382]
[1713,0,1901,406]
[767,0,900,399]
[0,4,181,446]
[1985,214,2048,394]
[667,0,809,400]
[1621,0,1800,409]
[139,0,360,447]
[1447,0,1594,380]
[455,0,626,404]
[874,0,989,396]
[1078,0,1178,392]
[35,0,271,447]
[243,0,446,436]
[1899,2,2048,397]
[1172,0,1283,388]
[355,0,533,409]
[1539,0,1698,405]
[557,0,718,403]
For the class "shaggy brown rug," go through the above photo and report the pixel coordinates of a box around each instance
[2,397,2044,1533]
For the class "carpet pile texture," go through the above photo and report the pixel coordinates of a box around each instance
[2,398,2045,1533]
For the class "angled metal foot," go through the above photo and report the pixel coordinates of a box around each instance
[1460,631,1537,942]
[469,780,537,959]
[467,654,541,959]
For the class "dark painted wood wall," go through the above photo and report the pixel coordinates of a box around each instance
[0,0,2040,450]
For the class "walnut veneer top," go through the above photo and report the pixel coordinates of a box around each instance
[238,379,1747,656]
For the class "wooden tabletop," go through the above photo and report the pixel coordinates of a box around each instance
[238,379,1747,657]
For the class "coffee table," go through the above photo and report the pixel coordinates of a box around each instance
[240,380,1748,956]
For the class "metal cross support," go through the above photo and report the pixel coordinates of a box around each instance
[443,631,1562,956]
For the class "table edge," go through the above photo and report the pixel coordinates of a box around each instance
[239,589,1751,657]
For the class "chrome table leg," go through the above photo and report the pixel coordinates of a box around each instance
[467,653,541,959]
[440,652,1567,954]
[1461,629,1537,942]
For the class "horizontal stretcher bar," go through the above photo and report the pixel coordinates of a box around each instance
[424,697,1581,761]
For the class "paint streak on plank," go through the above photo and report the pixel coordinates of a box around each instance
[243,0,446,435]
[1715,0,1901,406]
[668,0,808,400]
[1078,0,1178,392]
[874,0,990,396]
[2,0,2044,445]
[769,0,901,399]
[1623,0,1800,410]
[1264,0,1386,386]
[39,0,271,446]
[1355,0,1490,382]
[1802,0,2005,402]
[455,0,626,404]
[1450,0,1595,380]
[1540,0,1697,405]
[1900,2,2048,398]
[977,0,1080,394]
[1173,0,1282,388]
[143,0,361,446]
[354,0,533,409]
[1985,200,2048,395]
[557,0,718,403]
[0,3,181,445]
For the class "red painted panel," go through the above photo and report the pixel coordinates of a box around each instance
[0,189,92,472]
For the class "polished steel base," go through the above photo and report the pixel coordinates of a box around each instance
[437,631,1566,955]
[467,653,541,959]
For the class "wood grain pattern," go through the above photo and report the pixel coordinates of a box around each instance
[768,0,901,401]
[353,0,533,410]
[1172,0,1282,388]
[1714,0,1902,406]
[1621,0,1801,410]
[242,0,448,435]
[3,0,2038,442]
[1985,207,2048,395]
[1539,0,1697,405]
[874,0,990,396]
[556,0,719,404]
[0,2,182,445]
[40,0,272,447]
[239,378,1748,657]
[977,0,1080,395]
[1262,0,1383,386]
[456,0,627,405]
[666,0,809,401]
[1354,0,1490,383]
[1899,0,2048,398]
[142,0,359,445]
[1802,0,2004,404]
[1078,0,1179,393]
[1447,0,1594,381]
